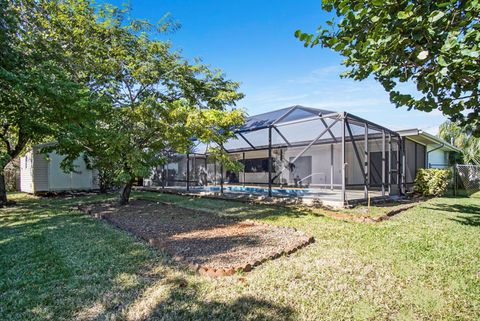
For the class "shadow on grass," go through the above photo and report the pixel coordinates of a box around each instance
[86,275,296,321]
[0,194,296,321]
[424,202,480,227]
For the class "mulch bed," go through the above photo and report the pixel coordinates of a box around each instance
[78,200,314,277]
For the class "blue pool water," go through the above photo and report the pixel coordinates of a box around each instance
[199,185,317,196]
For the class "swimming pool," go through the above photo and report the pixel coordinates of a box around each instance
[195,185,319,197]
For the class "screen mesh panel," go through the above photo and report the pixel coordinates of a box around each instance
[144,106,403,204]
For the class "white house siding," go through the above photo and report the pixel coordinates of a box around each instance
[233,144,343,187]
[47,152,97,191]
[70,156,94,189]
[19,146,98,193]
[346,141,368,186]
[32,149,50,192]
[19,151,34,193]
[280,144,342,187]
[427,148,449,168]
[48,152,71,190]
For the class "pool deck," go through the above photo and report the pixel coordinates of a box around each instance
[137,185,396,208]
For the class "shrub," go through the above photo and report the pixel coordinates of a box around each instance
[414,168,450,196]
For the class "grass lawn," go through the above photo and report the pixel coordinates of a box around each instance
[1,192,479,321]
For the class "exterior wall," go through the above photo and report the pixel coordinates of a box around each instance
[345,138,399,187]
[47,152,95,191]
[19,146,98,193]
[70,157,97,190]
[279,144,342,187]
[401,138,455,192]
[230,147,334,186]
[19,151,34,193]
[32,149,50,192]
[427,148,449,168]
[235,150,270,184]
[227,138,401,195]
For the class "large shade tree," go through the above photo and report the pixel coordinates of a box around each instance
[0,0,114,205]
[1,0,244,205]
[49,4,245,204]
[295,0,480,136]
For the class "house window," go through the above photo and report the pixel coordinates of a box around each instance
[240,158,275,173]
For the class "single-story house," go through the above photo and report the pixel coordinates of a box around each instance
[145,105,459,206]
[19,106,458,205]
[397,128,459,169]
[19,143,99,194]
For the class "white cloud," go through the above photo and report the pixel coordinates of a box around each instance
[302,97,387,110]
[245,92,310,105]
[287,65,345,84]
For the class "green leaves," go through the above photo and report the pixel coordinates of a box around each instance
[439,121,480,165]
[397,11,412,20]
[296,0,480,136]
[294,30,316,47]
[438,56,448,67]
[460,48,479,58]
[414,169,450,196]
[429,10,445,23]
[41,0,246,204]
[1,0,100,160]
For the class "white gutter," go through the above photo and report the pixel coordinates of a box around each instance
[418,130,460,152]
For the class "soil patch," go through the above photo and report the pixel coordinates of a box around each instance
[79,200,313,276]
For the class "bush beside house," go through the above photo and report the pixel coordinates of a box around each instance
[414,168,450,196]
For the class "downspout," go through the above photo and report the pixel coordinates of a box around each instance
[426,143,444,168]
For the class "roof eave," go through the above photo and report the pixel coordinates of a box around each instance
[418,130,461,152]
[397,128,461,153]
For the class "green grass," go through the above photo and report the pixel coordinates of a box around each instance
[1,192,479,320]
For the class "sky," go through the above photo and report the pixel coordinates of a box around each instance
[105,0,448,134]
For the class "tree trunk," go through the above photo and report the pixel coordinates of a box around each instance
[99,175,108,194]
[119,180,133,205]
[0,169,7,206]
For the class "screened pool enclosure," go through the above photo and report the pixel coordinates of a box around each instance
[146,106,407,205]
